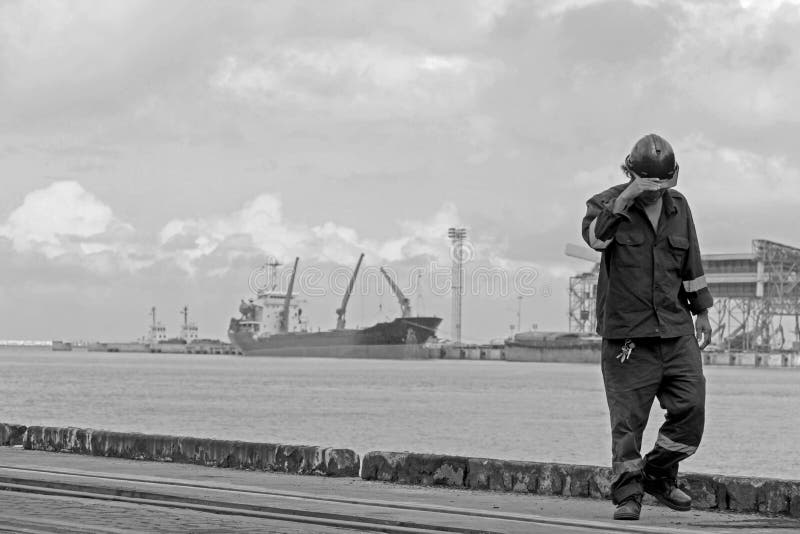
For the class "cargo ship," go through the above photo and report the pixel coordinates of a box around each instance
[228,255,442,358]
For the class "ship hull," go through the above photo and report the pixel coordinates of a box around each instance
[228,343,432,359]
[228,316,441,358]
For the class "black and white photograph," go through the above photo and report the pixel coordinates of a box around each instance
[1,1,799,532]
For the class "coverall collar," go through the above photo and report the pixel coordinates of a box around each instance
[634,190,679,217]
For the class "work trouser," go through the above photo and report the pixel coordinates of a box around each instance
[601,335,705,504]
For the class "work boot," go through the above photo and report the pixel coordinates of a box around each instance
[613,494,642,520]
[643,475,691,511]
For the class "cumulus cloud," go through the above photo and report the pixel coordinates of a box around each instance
[158,195,471,272]
[1,181,119,254]
[158,194,305,274]
[1,181,529,282]
[0,181,151,273]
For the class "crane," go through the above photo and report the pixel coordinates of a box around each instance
[336,253,364,330]
[380,267,411,318]
[279,257,299,333]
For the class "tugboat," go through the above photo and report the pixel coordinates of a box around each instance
[228,255,442,358]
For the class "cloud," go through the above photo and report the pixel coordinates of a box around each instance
[677,134,800,206]
[1,181,119,253]
[2,181,531,283]
[158,194,308,274]
[158,195,469,272]
[0,181,151,273]
[211,40,502,118]
[659,1,800,126]
[378,203,463,263]
[555,0,675,65]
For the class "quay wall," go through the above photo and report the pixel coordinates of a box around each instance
[68,341,800,366]
[504,346,800,367]
[18,425,358,477]
[504,343,599,363]
[703,351,800,367]
[0,423,26,446]
[2,422,799,517]
[362,451,800,518]
[87,342,239,354]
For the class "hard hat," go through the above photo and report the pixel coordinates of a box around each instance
[623,133,677,180]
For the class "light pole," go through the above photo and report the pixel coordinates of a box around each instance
[448,227,467,346]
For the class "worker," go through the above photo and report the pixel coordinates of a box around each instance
[581,133,713,520]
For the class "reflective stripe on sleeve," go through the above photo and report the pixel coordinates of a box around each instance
[588,218,612,250]
[656,433,697,455]
[682,275,707,293]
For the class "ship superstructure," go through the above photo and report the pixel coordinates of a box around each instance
[234,258,309,339]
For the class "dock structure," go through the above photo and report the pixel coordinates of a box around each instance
[567,239,800,353]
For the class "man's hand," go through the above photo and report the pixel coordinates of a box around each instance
[621,174,663,201]
[614,170,663,212]
[695,311,712,350]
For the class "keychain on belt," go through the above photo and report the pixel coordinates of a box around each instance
[617,339,635,363]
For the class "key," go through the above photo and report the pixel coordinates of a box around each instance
[616,339,635,363]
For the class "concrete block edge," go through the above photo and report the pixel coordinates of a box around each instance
[0,423,27,446]
[6,423,358,477]
[361,450,800,518]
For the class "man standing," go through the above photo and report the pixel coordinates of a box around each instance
[582,133,713,520]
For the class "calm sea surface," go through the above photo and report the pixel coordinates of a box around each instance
[1,348,797,480]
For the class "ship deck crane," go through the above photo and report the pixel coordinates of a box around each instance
[336,253,364,330]
[280,257,299,333]
[380,267,411,318]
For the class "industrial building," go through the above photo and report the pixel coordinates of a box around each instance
[567,239,800,352]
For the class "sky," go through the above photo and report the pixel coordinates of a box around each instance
[2,0,800,342]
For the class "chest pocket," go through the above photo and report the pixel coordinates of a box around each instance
[666,235,689,270]
[614,231,644,268]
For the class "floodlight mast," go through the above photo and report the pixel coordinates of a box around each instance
[448,227,467,346]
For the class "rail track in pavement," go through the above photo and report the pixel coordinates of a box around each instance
[0,464,729,534]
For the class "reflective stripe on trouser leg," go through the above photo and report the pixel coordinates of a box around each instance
[601,338,661,503]
[644,335,705,481]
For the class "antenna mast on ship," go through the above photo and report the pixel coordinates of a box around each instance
[336,253,364,330]
[181,306,189,328]
[266,258,281,292]
[280,257,299,333]
[380,267,412,318]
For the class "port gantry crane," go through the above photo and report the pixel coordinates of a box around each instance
[336,253,364,330]
[380,267,412,318]
[564,243,601,333]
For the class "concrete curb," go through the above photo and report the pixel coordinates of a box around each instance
[0,423,27,446]
[361,451,800,518]
[3,423,798,517]
[19,425,359,477]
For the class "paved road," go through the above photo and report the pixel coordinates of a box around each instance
[1,448,798,533]
[0,491,366,534]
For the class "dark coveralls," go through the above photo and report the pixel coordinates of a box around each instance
[582,184,713,504]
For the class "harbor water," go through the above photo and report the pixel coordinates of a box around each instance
[0,348,797,480]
